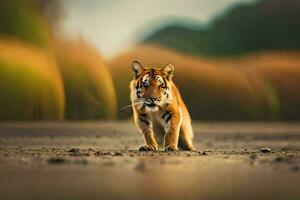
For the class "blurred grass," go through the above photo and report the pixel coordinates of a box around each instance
[109,45,300,120]
[0,0,117,120]
[0,0,51,48]
[0,38,65,120]
[54,39,117,119]
[0,0,298,121]
[214,52,300,120]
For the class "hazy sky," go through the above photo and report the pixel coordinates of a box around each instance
[61,0,257,58]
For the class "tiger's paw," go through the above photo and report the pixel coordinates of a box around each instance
[183,146,196,152]
[139,145,158,151]
[165,144,178,151]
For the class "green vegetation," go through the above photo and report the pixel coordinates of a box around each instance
[138,0,300,120]
[142,0,300,57]
[0,0,51,48]
[54,39,117,119]
[0,37,117,120]
[0,0,117,120]
[0,0,298,121]
[0,39,64,120]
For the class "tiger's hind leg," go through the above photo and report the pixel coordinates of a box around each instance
[178,120,195,151]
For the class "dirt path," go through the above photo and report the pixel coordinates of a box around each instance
[0,122,300,200]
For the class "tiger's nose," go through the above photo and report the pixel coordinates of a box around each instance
[148,97,161,102]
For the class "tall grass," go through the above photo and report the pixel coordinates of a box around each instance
[245,61,300,120]
[212,51,300,120]
[109,45,300,120]
[54,39,117,119]
[0,38,64,120]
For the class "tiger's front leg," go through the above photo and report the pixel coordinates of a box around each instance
[135,114,158,151]
[164,112,181,151]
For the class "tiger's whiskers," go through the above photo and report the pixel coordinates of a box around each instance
[120,101,143,111]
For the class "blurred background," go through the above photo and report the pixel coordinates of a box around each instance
[0,0,299,121]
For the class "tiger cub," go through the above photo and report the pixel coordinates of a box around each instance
[130,61,195,151]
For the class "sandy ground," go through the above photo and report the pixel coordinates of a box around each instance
[0,121,300,200]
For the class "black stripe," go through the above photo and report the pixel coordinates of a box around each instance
[161,112,168,119]
[162,112,172,123]
[162,77,167,88]
[165,114,172,123]
[138,117,150,125]
[136,80,141,90]
[136,81,142,98]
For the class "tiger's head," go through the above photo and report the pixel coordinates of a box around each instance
[131,61,174,111]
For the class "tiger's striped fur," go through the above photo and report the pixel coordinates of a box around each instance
[130,61,195,151]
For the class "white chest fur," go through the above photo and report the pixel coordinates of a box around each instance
[148,109,166,125]
[146,106,182,133]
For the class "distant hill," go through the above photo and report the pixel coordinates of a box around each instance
[142,0,300,57]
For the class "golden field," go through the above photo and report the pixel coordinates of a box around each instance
[1,0,299,121]
[109,45,300,120]
[54,39,117,119]
[0,37,118,120]
[0,38,64,120]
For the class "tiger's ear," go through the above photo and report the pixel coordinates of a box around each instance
[131,61,144,78]
[163,63,174,80]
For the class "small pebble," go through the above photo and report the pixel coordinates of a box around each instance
[114,152,124,156]
[95,151,104,156]
[260,148,271,153]
[68,148,80,153]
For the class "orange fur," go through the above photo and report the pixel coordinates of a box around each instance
[130,61,194,151]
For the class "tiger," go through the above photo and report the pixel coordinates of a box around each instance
[130,61,195,151]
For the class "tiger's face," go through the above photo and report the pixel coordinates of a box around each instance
[131,61,174,111]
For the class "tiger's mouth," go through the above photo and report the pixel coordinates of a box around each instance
[145,102,156,107]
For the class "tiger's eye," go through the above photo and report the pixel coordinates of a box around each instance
[143,82,149,87]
